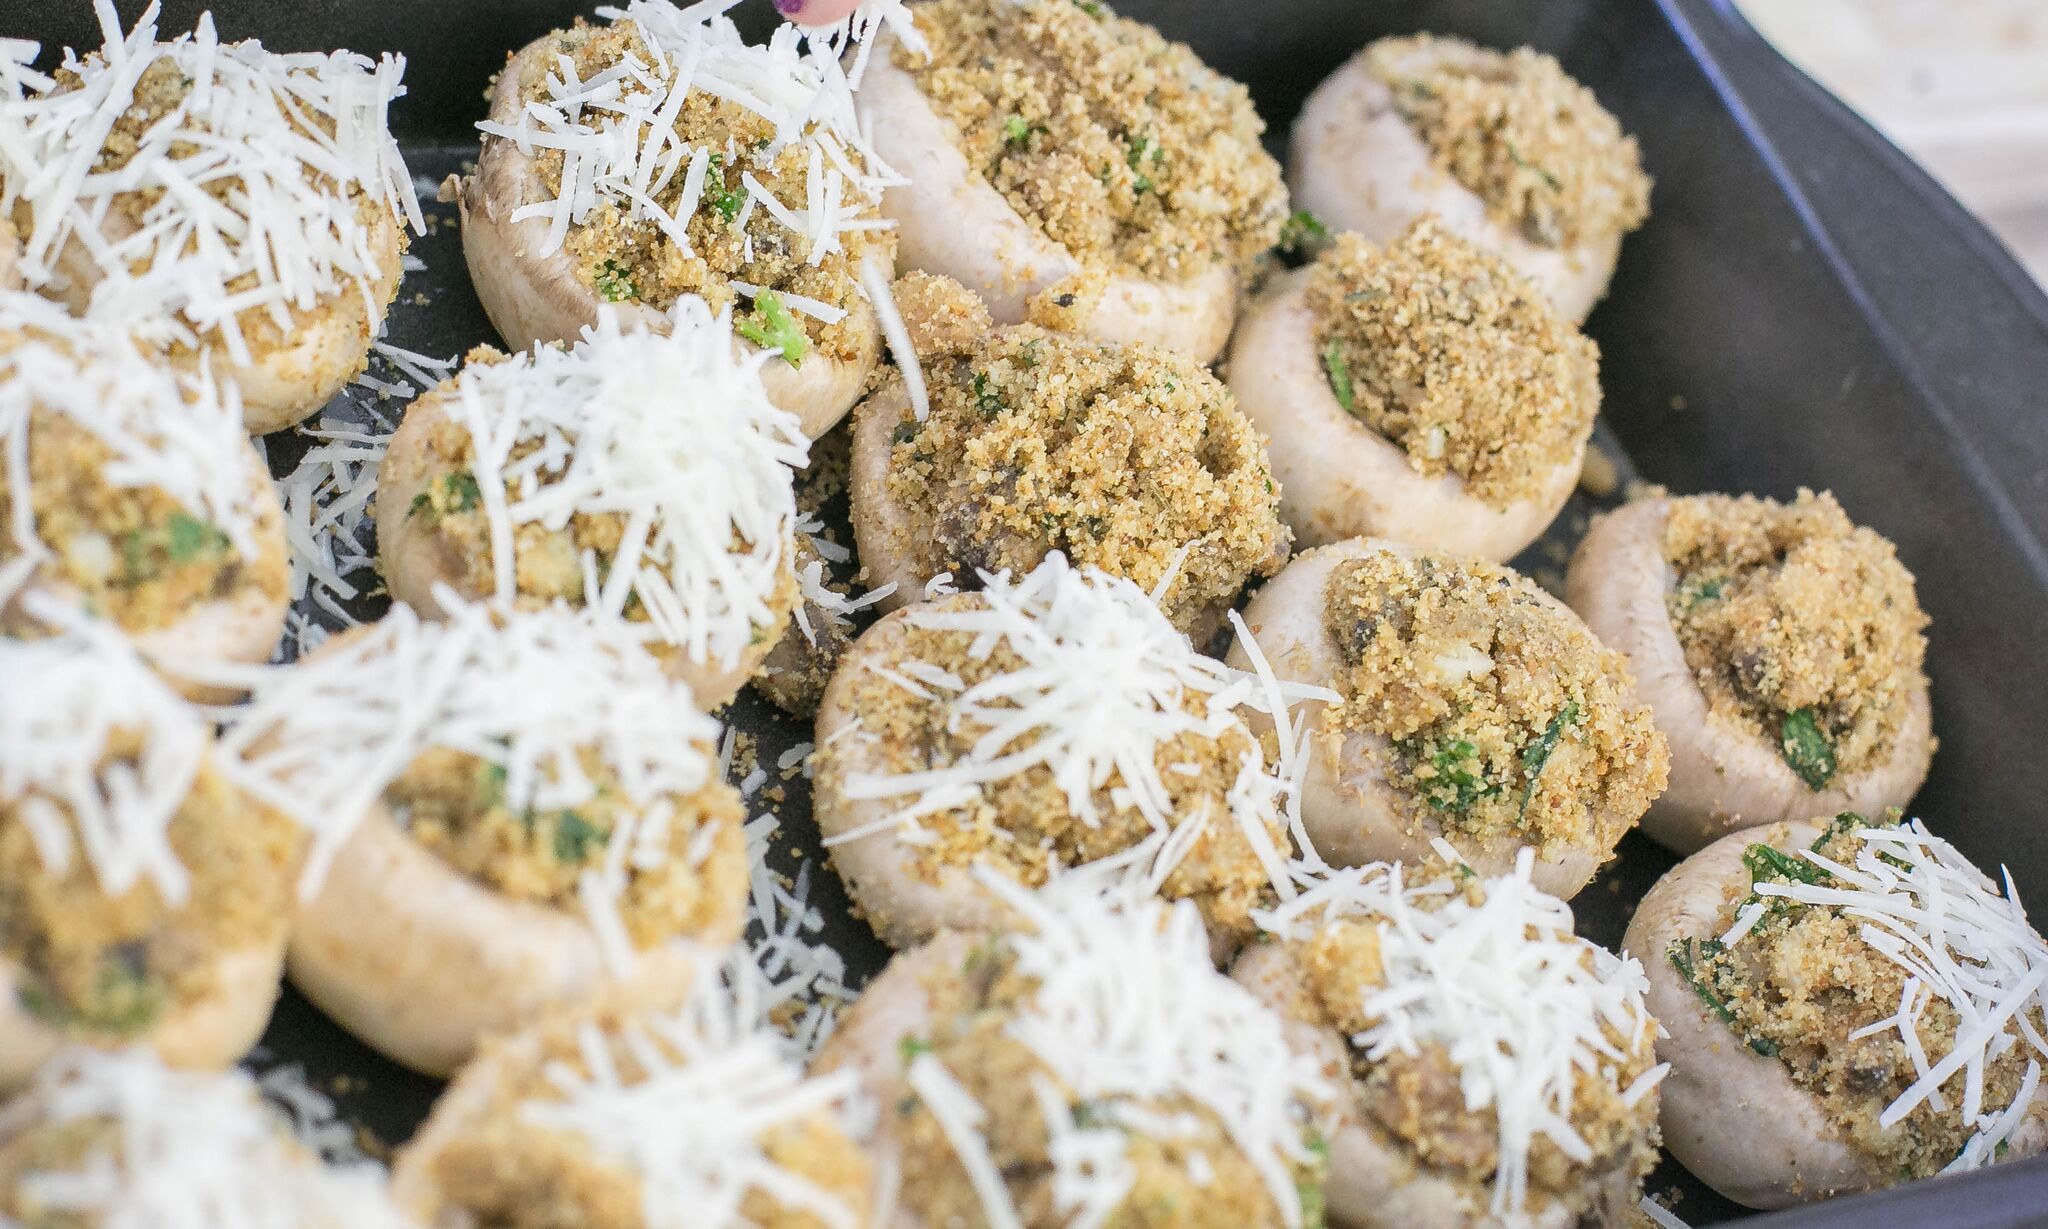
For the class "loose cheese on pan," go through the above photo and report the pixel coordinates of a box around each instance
[1740,819,2048,1168]
[950,875,1332,1229]
[521,953,867,1229]
[0,615,207,904]
[3,1048,410,1229]
[200,598,722,961]
[0,294,265,601]
[443,299,807,670]
[0,2,422,362]
[480,0,903,269]
[828,554,1313,903]
[1254,851,1665,1223]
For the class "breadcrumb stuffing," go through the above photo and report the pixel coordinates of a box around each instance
[1365,35,1650,250]
[1321,550,1667,860]
[1662,491,1929,786]
[902,0,1288,280]
[813,595,1284,941]
[880,326,1289,633]
[1291,878,1661,1211]
[390,745,745,950]
[429,996,870,1229]
[518,22,878,363]
[0,748,297,1037]
[1676,817,2041,1179]
[1306,221,1600,508]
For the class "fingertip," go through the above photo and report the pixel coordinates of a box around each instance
[776,0,868,27]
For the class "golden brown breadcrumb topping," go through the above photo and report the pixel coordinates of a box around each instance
[1321,549,1667,859]
[1305,221,1600,508]
[901,0,1288,279]
[1365,35,1650,250]
[1662,491,1928,787]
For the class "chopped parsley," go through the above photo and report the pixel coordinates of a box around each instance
[1674,575,1725,609]
[20,947,162,1037]
[1003,115,1035,145]
[972,371,1006,417]
[550,811,607,864]
[1780,707,1837,790]
[1668,937,1778,1058]
[119,512,231,584]
[594,258,638,302]
[1072,0,1106,17]
[707,182,746,223]
[735,291,808,367]
[1411,737,1497,814]
[898,1035,933,1065]
[892,420,922,446]
[1278,209,1330,257]
[1322,340,1355,413]
[1127,135,1161,193]
[1519,701,1581,812]
[1744,841,1828,887]
[408,470,483,523]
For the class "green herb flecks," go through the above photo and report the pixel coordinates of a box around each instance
[1127,136,1161,193]
[736,291,808,367]
[972,372,1006,418]
[1322,341,1355,413]
[707,181,746,224]
[1279,209,1330,257]
[1408,737,1497,815]
[1668,937,1778,1057]
[898,1035,933,1066]
[1744,842,1828,887]
[1674,575,1726,610]
[550,811,607,864]
[1518,701,1581,814]
[892,420,922,446]
[20,947,163,1037]
[1814,811,1867,851]
[1780,708,1837,790]
[408,470,483,524]
[120,512,231,584]
[1003,115,1037,146]
[594,258,638,302]
[1073,0,1106,16]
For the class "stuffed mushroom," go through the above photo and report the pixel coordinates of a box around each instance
[392,961,873,1229]
[0,629,297,1092]
[377,299,805,709]
[857,0,1288,362]
[1224,538,1668,898]
[0,1049,411,1227]
[0,8,419,434]
[815,879,1332,1229]
[0,298,290,680]
[812,555,1293,952]
[1565,491,1933,854]
[1289,35,1650,324]
[464,4,894,437]
[216,601,747,1078]
[1227,220,1600,558]
[1625,812,2048,1208]
[848,275,1290,644]
[1235,853,1666,1229]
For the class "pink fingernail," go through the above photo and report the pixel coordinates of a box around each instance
[776,0,805,14]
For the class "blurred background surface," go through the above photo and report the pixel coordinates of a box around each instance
[1734,0,2048,287]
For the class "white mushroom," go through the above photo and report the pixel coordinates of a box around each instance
[221,605,747,1078]
[463,21,892,438]
[1225,539,1666,899]
[858,38,1238,363]
[1623,818,2048,1208]
[1224,224,1595,559]
[374,303,808,710]
[1233,857,1663,1229]
[1565,497,1934,855]
[812,560,1292,954]
[0,9,420,434]
[1289,39,1648,324]
[0,634,295,1094]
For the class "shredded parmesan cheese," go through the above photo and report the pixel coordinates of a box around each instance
[1256,852,1667,1222]
[0,2,422,363]
[0,1048,410,1229]
[1739,819,2048,1168]
[442,299,806,669]
[0,613,208,903]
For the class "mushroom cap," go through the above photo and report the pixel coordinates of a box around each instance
[5,432,290,701]
[1565,498,1934,855]
[462,32,884,439]
[812,602,1008,950]
[857,37,1238,363]
[1223,539,1607,898]
[1287,48,1618,326]
[375,386,790,710]
[1225,269,1581,559]
[0,940,285,1096]
[287,797,732,1078]
[846,378,1251,647]
[1231,941,1636,1229]
[39,200,402,435]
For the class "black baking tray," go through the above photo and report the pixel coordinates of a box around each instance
[21,1,2048,1226]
